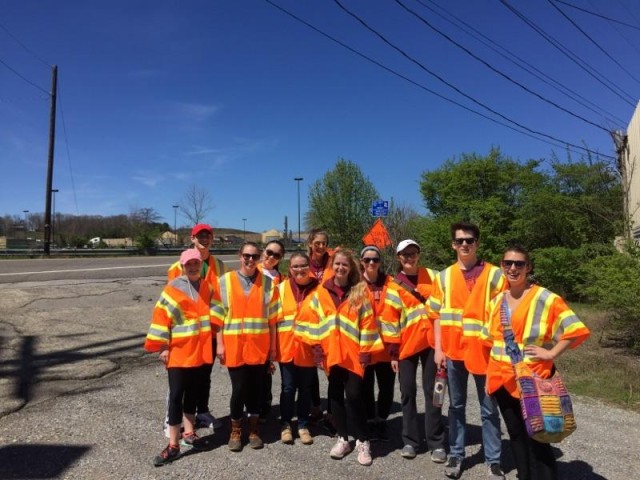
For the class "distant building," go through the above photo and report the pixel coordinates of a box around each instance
[626,103,640,240]
[262,229,283,244]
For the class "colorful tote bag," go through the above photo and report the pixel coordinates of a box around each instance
[500,298,576,443]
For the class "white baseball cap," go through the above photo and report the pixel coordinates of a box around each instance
[396,239,420,254]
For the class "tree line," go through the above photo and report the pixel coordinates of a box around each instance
[306,152,640,352]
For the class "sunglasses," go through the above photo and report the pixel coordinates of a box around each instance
[453,237,477,246]
[501,260,527,269]
[265,249,282,260]
[362,257,381,264]
[242,253,260,261]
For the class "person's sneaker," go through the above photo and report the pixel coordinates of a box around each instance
[195,412,223,430]
[445,455,463,479]
[488,463,505,479]
[281,425,294,444]
[153,444,180,467]
[356,440,373,466]
[180,431,206,451]
[400,444,416,459]
[298,428,313,445]
[330,437,352,459]
[431,448,447,464]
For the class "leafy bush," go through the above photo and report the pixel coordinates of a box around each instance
[578,253,640,351]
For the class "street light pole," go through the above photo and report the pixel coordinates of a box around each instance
[52,189,59,246]
[294,177,303,242]
[172,205,179,246]
[242,218,247,241]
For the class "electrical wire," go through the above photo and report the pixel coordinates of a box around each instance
[0,57,50,96]
[552,0,640,31]
[58,86,80,215]
[330,0,614,159]
[547,0,640,86]
[0,22,52,67]
[499,0,636,107]
[415,0,626,127]
[394,0,612,134]
[264,0,614,159]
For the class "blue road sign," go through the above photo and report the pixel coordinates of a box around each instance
[371,199,389,217]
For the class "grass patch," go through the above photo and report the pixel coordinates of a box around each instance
[556,303,640,412]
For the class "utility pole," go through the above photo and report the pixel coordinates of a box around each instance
[44,65,58,256]
[173,205,179,246]
[242,218,247,241]
[284,215,288,245]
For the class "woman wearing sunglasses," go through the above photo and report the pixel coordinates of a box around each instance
[276,252,319,445]
[212,242,279,452]
[481,246,590,480]
[257,240,286,423]
[359,245,397,442]
[303,250,384,466]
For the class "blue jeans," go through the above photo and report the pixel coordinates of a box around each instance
[279,362,315,428]
[447,359,502,464]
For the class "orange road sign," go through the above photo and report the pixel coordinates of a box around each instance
[362,218,392,248]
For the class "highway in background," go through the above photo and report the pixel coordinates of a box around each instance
[0,255,241,283]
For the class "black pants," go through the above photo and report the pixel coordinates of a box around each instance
[328,366,368,441]
[398,347,446,450]
[363,361,396,421]
[493,387,558,480]
[167,365,209,425]
[196,336,216,413]
[228,363,268,420]
[260,361,273,417]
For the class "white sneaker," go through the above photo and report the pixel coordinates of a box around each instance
[330,437,352,459]
[356,440,372,466]
[196,412,223,430]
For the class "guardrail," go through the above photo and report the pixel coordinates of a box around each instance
[0,247,245,258]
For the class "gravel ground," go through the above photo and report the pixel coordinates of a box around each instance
[0,277,638,479]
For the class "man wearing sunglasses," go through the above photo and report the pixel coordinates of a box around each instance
[431,222,507,480]
[164,223,227,436]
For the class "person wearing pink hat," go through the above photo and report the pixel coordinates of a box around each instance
[164,223,227,435]
[146,248,222,466]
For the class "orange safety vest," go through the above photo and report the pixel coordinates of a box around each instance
[365,274,395,363]
[384,267,437,360]
[276,279,318,367]
[144,277,220,368]
[167,253,226,290]
[429,262,505,374]
[304,285,384,377]
[481,285,590,398]
[211,271,279,367]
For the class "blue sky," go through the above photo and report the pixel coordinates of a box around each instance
[1,0,638,234]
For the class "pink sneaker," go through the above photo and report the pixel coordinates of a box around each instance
[330,437,352,459]
[356,440,372,466]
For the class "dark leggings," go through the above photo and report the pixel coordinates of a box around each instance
[493,387,558,480]
[228,363,268,420]
[196,336,216,413]
[363,361,396,421]
[167,365,209,425]
[328,366,368,441]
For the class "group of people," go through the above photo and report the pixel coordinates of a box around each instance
[144,222,590,480]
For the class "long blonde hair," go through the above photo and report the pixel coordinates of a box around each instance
[332,250,367,309]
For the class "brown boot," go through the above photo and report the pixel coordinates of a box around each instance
[228,418,243,452]
[248,415,264,449]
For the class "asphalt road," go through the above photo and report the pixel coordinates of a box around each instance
[0,261,637,479]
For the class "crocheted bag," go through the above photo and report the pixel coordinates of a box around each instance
[500,298,576,443]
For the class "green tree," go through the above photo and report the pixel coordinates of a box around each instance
[305,158,379,248]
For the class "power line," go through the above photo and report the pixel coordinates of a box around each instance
[499,0,636,107]
[547,0,640,86]
[552,0,640,31]
[394,0,612,134]
[330,0,614,159]
[262,0,612,159]
[0,57,50,96]
[58,86,80,215]
[0,21,52,67]
[414,0,626,127]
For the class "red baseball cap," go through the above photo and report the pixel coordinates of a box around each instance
[191,223,213,236]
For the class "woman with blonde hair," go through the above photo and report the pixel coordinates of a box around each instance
[301,250,383,466]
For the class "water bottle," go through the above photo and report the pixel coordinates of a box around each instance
[433,367,448,408]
